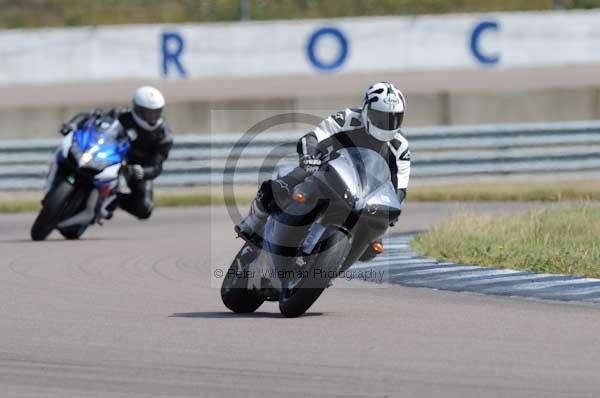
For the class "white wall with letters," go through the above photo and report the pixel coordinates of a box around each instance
[0,10,598,85]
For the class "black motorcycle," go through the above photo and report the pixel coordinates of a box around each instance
[221,147,402,317]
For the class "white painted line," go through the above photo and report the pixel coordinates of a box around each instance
[536,285,600,296]
[416,269,523,284]
[502,278,589,291]
[443,269,521,280]
[389,265,480,277]
[376,259,439,266]
[458,274,559,288]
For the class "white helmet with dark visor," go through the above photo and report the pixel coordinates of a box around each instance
[361,82,406,142]
[132,86,165,131]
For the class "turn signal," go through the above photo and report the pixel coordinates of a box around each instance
[372,241,384,254]
[293,192,307,204]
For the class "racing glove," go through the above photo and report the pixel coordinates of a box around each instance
[127,164,145,181]
[300,154,322,174]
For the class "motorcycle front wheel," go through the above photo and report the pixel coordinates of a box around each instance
[31,180,75,241]
[278,228,350,318]
[221,243,265,314]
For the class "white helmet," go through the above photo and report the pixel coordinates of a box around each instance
[132,86,165,131]
[361,82,406,142]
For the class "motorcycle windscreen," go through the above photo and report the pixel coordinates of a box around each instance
[76,118,123,150]
[327,147,391,201]
[74,118,129,168]
[363,182,402,214]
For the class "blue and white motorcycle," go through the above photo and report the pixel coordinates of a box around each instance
[31,115,130,241]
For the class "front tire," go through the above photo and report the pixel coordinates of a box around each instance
[31,180,74,241]
[279,286,326,318]
[221,244,265,314]
[279,229,350,318]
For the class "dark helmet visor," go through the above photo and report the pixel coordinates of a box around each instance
[367,109,404,131]
[134,104,163,126]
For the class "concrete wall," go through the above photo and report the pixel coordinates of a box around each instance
[3,9,600,138]
[3,87,599,139]
[4,11,600,84]
[448,89,600,125]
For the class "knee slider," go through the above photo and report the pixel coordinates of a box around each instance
[137,201,153,220]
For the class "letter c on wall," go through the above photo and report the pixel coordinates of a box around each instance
[470,21,501,66]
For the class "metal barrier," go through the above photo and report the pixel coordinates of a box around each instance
[2,120,600,190]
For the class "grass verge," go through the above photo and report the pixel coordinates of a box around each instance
[0,191,256,214]
[3,179,600,213]
[0,200,40,213]
[412,204,600,278]
[408,180,600,202]
[154,191,255,208]
[0,0,576,29]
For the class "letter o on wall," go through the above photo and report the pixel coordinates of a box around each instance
[306,27,349,72]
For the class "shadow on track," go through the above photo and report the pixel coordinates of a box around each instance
[171,311,324,319]
[0,237,141,244]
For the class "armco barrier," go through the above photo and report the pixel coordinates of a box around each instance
[1,120,600,190]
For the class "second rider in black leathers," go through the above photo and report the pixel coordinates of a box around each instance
[60,86,173,220]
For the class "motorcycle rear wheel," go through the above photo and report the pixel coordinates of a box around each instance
[59,226,86,240]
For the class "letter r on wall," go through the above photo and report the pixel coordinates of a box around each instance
[162,32,187,78]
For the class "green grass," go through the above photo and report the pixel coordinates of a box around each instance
[0,0,597,29]
[2,179,600,213]
[0,199,41,213]
[0,191,256,214]
[154,191,254,207]
[412,204,600,278]
[408,180,600,202]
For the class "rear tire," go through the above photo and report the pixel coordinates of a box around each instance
[59,226,86,240]
[221,244,265,314]
[31,181,74,241]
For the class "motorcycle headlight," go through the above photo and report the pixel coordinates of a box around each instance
[80,156,111,172]
[80,151,93,165]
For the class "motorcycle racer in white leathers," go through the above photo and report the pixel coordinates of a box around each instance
[235,82,411,248]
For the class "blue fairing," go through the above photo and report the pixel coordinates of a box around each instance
[72,119,130,167]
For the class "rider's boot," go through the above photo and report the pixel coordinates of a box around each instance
[235,168,307,245]
[99,195,118,221]
[235,199,268,246]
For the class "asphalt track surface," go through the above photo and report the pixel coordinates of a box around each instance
[1,202,600,397]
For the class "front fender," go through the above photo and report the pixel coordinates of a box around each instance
[305,225,350,261]
[301,226,351,286]
[94,164,121,182]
